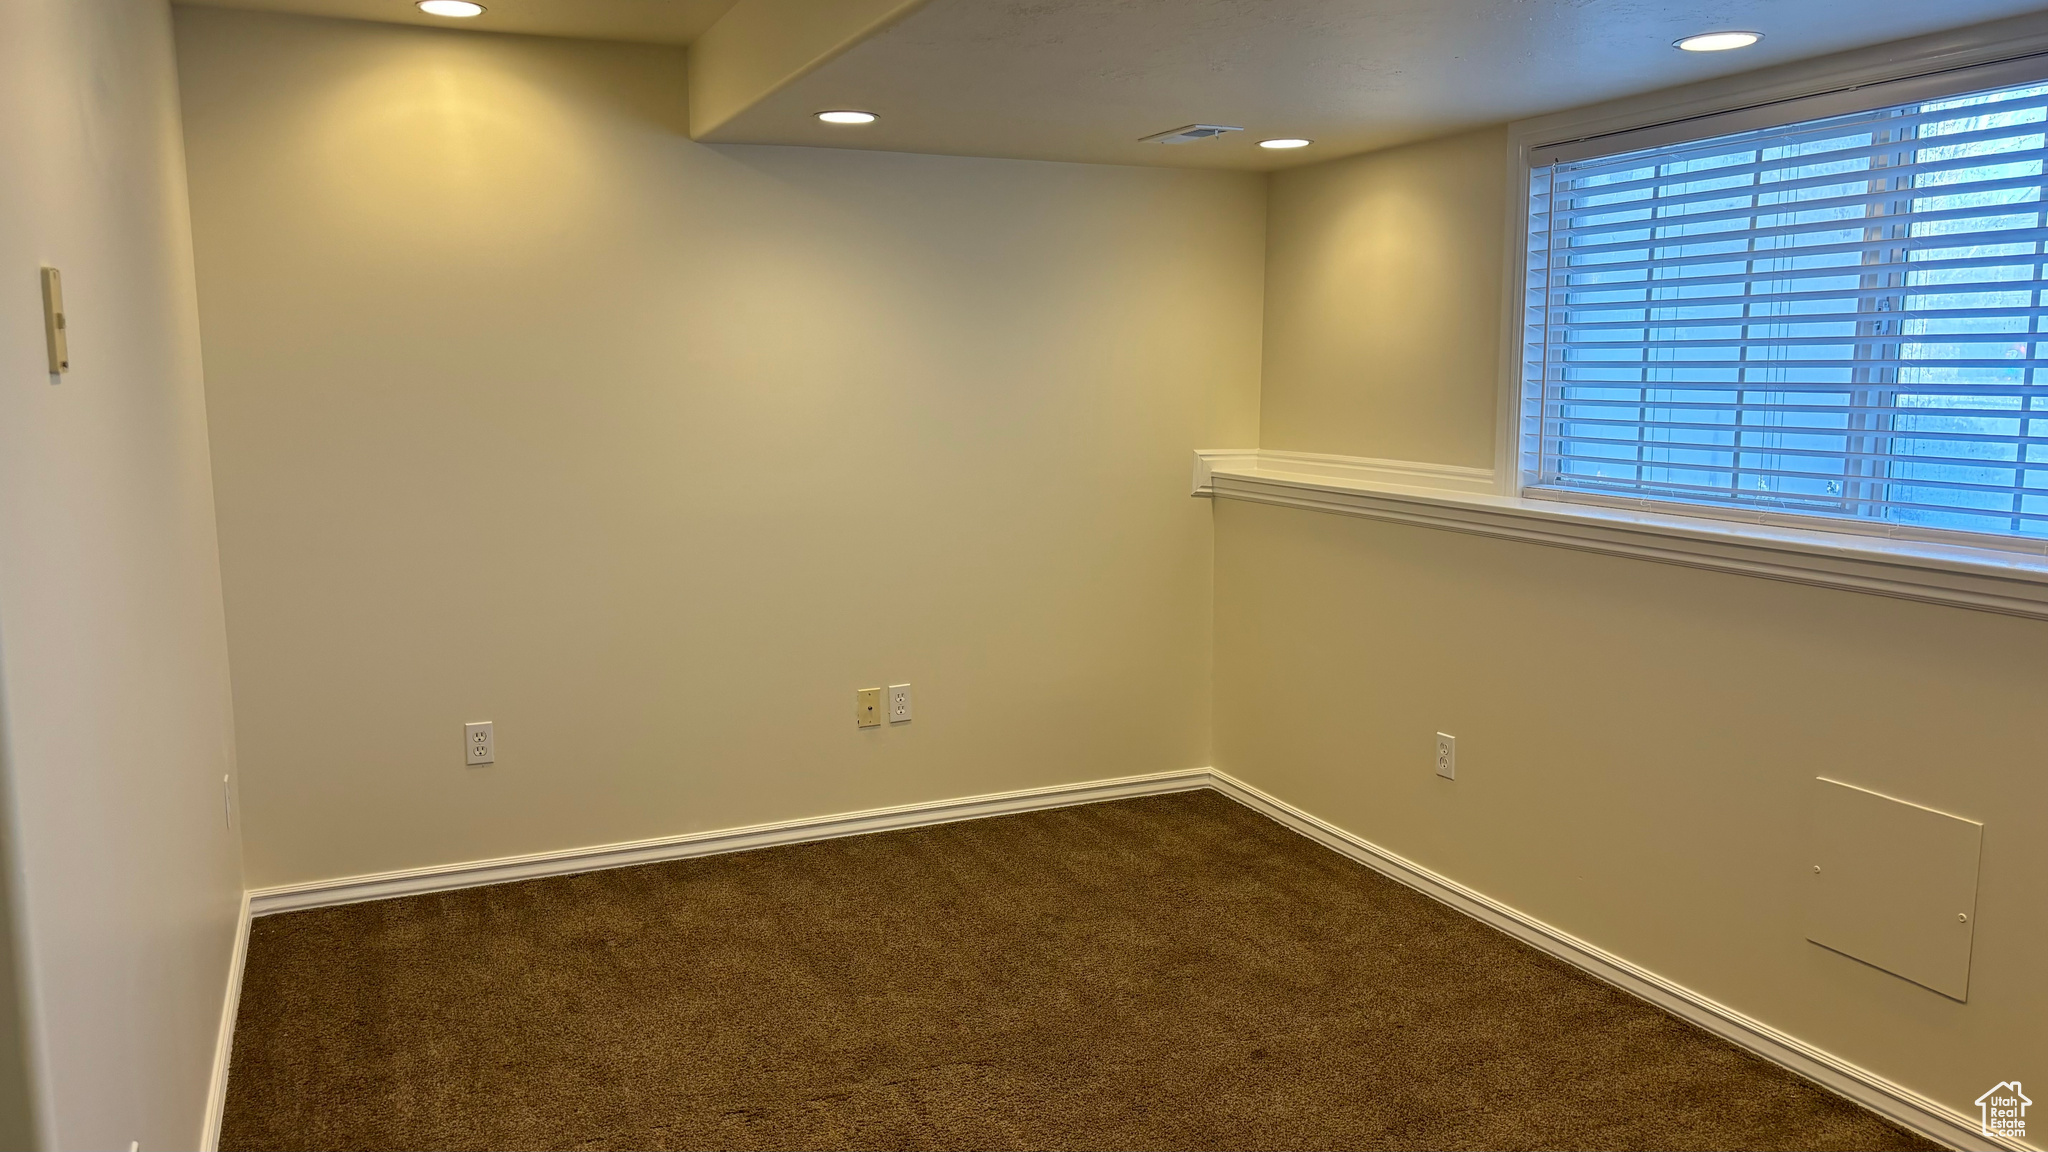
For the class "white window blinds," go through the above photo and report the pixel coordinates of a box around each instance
[1524,73,2048,547]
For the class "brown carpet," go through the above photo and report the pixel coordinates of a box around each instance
[221,791,1938,1151]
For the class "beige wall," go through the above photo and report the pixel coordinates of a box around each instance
[1260,126,1506,467]
[1224,125,2045,1117]
[173,1,2043,1127]
[0,2,245,1147]
[173,7,1263,890]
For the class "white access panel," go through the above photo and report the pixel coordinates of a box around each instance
[1807,777,1983,1001]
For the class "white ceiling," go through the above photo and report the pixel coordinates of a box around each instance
[703,0,2048,168]
[178,0,742,45]
[180,0,2048,170]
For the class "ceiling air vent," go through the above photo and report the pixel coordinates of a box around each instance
[1139,124,1244,145]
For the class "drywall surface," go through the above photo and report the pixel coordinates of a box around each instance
[0,2,245,1148]
[173,8,1263,889]
[688,0,931,137]
[1260,126,1506,466]
[0,865,27,1147]
[1212,499,2046,1123]
[1225,128,2045,1122]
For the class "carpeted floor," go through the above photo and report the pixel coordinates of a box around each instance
[221,790,1939,1151]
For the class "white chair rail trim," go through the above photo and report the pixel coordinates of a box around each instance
[1194,448,2048,621]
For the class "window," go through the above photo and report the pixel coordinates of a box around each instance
[1523,72,2048,548]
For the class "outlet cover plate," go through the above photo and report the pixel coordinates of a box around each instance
[465,721,494,765]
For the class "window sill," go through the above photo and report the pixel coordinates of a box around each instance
[1193,449,2048,621]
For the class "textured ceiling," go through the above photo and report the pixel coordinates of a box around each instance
[703,0,2048,168]
[176,0,743,45]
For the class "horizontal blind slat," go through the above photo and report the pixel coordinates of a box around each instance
[1541,247,2048,297]
[1553,304,2048,333]
[1541,451,2048,502]
[1528,68,2048,546]
[1541,397,2048,421]
[1541,283,2048,319]
[1550,355,2048,369]
[1548,157,2043,233]
[1540,414,2048,451]
[1533,478,2048,526]
[1553,332,2048,350]
[1555,107,2048,197]
[1554,170,2048,246]
[1533,379,2048,396]
[1556,225,2048,278]
[1557,199,2048,262]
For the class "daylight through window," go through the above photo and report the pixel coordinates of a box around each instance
[1524,74,2048,546]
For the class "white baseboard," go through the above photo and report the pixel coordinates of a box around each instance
[226,767,2019,1151]
[247,769,1214,916]
[1204,770,2025,1152]
[201,890,251,1152]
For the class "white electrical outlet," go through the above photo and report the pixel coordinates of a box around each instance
[465,721,494,765]
[888,683,912,723]
[1435,732,1456,780]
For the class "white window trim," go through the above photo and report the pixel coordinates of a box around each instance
[1193,448,2048,620]
[1166,10,2048,615]
[1191,14,2048,622]
[1495,10,2048,517]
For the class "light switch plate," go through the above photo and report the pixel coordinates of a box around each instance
[1807,777,1982,1000]
[41,267,67,374]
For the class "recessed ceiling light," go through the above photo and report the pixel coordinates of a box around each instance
[1258,138,1313,150]
[1675,30,1761,52]
[816,110,878,125]
[417,0,484,15]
